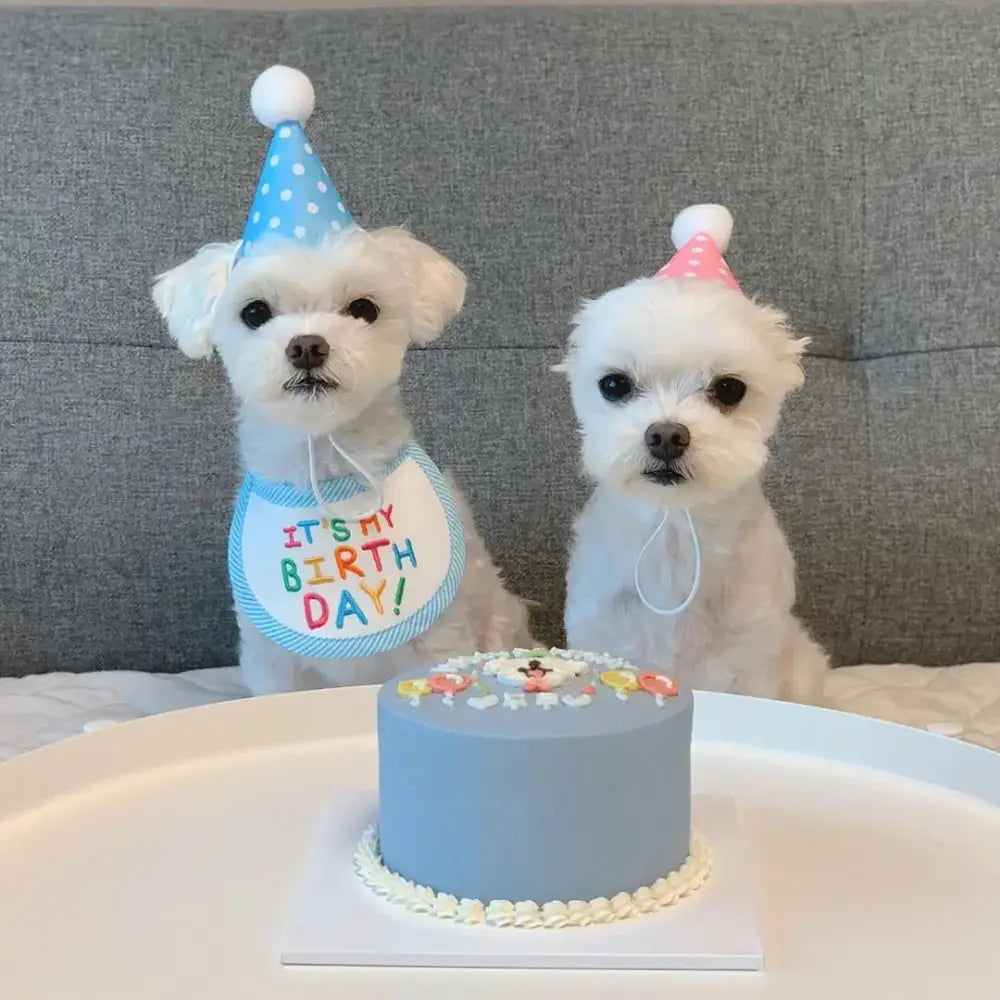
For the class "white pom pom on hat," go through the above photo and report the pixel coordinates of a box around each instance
[670,204,734,253]
[250,65,315,129]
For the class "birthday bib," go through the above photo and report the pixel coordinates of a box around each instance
[228,441,466,659]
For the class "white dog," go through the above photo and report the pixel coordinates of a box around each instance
[152,66,531,694]
[560,204,828,704]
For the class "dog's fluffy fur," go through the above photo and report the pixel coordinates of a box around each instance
[561,276,828,704]
[153,227,532,695]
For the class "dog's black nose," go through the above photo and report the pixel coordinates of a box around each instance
[285,335,329,371]
[645,421,690,462]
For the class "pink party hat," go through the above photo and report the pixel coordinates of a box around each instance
[654,204,741,293]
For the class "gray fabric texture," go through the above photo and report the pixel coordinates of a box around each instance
[1,4,998,675]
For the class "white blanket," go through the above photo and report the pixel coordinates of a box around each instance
[0,669,249,761]
[823,662,1000,752]
[1,664,998,761]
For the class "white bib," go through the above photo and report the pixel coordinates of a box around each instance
[228,441,466,659]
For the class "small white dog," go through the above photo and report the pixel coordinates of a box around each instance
[152,66,531,694]
[560,204,827,704]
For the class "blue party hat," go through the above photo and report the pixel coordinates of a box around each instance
[239,66,355,259]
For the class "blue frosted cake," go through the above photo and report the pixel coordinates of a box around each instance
[355,648,710,928]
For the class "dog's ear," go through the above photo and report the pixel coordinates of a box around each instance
[370,227,467,345]
[151,242,238,359]
[757,303,810,392]
[782,335,810,393]
[551,298,593,374]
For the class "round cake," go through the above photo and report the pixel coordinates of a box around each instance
[356,648,709,928]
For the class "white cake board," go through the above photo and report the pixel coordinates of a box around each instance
[281,791,762,971]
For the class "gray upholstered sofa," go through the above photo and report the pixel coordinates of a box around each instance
[3,3,999,678]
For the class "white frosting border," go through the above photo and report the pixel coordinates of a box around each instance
[353,826,711,929]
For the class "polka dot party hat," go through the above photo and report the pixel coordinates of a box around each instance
[238,66,354,260]
[654,204,742,294]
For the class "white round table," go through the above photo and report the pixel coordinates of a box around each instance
[1,687,997,999]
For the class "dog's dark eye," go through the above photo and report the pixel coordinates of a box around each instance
[710,376,747,408]
[598,373,634,403]
[240,299,273,330]
[344,298,379,324]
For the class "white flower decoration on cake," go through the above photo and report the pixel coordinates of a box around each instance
[484,655,588,692]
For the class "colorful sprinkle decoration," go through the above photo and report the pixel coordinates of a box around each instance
[429,672,472,695]
[638,672,679,705]
[467,694,499,711]
[397,677,432,705]
[397,654,681,714]
[428,671,472,706]
[599,669,640,700]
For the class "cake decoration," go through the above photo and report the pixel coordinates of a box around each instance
[485,655,588,691]
[599,668,641,700]
[429,672,471,705]
[467,693,499,710]
[354,826,711,929]
[397,652,682,713]
[638,672,679,705]
[396,677,431,705]
[523,676,551,693]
